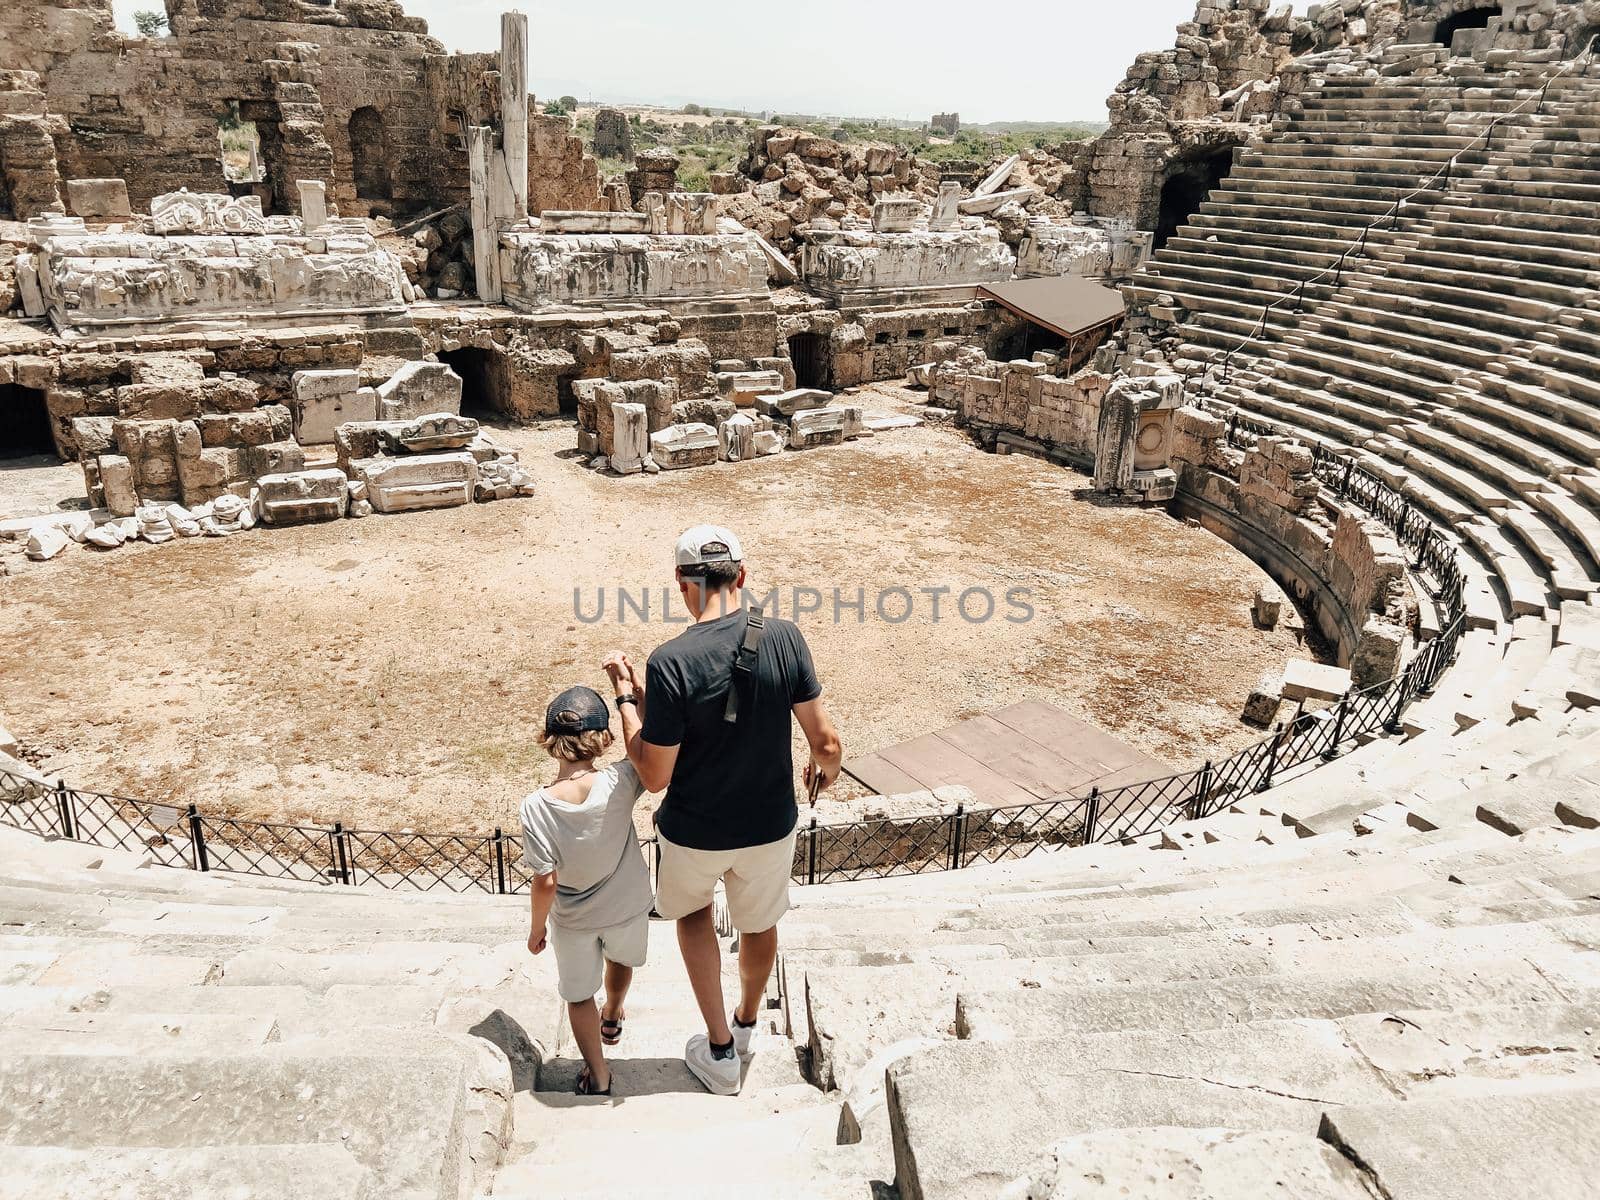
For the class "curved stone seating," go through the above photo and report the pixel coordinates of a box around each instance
[1132,53,1600,733]
[774,738,1600,1199]
[0,825,878,1199]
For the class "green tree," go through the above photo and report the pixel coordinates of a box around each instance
[543,98,568,116]
[134,9,168,36]
[559,95,578,111]
[682,103,703,116]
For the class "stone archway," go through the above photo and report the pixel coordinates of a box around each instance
[349,106,392,203]
[0,384,56,458]
[1434,4,1502,52]
[1155,148,1236,250]
[438,347,513,419]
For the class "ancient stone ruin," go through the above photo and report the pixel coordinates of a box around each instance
[3,1,1600,1197]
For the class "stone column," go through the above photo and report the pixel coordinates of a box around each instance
[610,402,648,474]
[1092,382,1137,492]
[297,180,329,231]
[468,126,503,304]
[930,180,961,231]
[499,11,529,220]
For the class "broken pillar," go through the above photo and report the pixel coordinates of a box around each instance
[376,362,464,422]
[719,413,757,462]
[298,180,329,230]
[610,402,648,474]
[930,180,961,232]
[500,11,530,220]
[468,126,504,304]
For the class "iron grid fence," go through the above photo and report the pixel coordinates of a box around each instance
[0,431,1468,893]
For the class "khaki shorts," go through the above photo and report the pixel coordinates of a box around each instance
[655,822,799,933]
[549,912,649,1003]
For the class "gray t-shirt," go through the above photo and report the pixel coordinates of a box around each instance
[519,761,653,932]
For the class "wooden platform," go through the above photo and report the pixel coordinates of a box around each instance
[842,700,1173,807]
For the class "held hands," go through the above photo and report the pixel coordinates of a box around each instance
[601,650,643,696]
[528,927,547,956]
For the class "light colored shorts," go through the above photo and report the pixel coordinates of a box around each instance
[550,912,649,1003]
[655,822,799,933]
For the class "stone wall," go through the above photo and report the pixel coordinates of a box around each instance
[1063,0,1411,232]
[937,351,1115,466]
[1169,405,1413,686]
[0,0,601,222]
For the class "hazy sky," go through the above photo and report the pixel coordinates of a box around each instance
[111,0,1208,123]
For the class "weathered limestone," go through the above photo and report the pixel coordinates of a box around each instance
[499,231,770,312]
[758,388,833,419]
[609,402,649,475]
[1282,660,1353,705]
[30,212,408,336]
[291,370,375,446]
[649,423,718,470]
[297,180,329,231]
[718,413,757,462]
[540,211,650,234]
[872,197,923,233]
[799,227,1014,308]
[499,12,530,220]
[64,179,130,220]
[789,406,853,450]
[716,370,785,407]
[255,469,349,526]
[929,182,962,233]
[376,362,463,422]
[355,452,477,513]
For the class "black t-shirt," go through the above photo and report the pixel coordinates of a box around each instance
[642,609,822,851]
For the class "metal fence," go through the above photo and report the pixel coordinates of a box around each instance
[1,427,1466,893]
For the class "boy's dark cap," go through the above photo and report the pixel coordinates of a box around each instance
[545,686,611,735]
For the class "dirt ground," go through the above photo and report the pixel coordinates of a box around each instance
[0,398,1315,837]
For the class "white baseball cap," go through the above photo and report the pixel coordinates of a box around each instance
[675,524,743,569]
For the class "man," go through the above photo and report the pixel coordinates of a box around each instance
[604,524,842,1095]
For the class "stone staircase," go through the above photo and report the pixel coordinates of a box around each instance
[1128,46,1600,739]
[0,825,878,1200]
[775,738,1600,1199]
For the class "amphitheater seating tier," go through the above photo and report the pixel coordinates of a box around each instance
[1130,50,1600,735]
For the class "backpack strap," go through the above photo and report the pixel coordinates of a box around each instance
[723,605,766,724]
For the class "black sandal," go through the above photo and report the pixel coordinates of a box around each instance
[576,1065,612,1096]
[601,1017,624,1046]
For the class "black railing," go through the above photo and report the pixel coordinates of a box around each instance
[1,420,1468,892]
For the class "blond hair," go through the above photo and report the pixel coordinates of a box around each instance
[539,728,614,764]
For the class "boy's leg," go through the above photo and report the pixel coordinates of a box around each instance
[567,997,609,1090]
[601,961,634,1023]
[677,904,732,1045]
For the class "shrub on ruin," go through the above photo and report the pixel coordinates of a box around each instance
[134,9,168,37]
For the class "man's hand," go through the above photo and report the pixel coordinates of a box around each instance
[528,927,547,956]
[804,760,835,793]
[602,651,642,695]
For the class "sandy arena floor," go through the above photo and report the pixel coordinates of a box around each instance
[0,402,1316,835]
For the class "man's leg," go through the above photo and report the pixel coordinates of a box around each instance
[734,924,778,1026]
[676,903,732,1045]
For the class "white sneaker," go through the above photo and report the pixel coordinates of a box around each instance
[684,1033,742,1095]
[730,1013,758,1059]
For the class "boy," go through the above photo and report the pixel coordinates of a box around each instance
[522,681,652,1096]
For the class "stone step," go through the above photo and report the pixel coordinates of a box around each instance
[492,1083,877,1199]
[953,969,1588,1042]
[1,1145,374,1200]
[884,1020,1396,1200]
[0,1010,278,1057]
[1317,1086,1600,1200]
[0,1035,496,1200]
[1000,1126,1379,1200]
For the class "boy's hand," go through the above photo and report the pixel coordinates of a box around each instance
[602,651,643,694]
[804,760,834,793]
[528,928,547,956]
